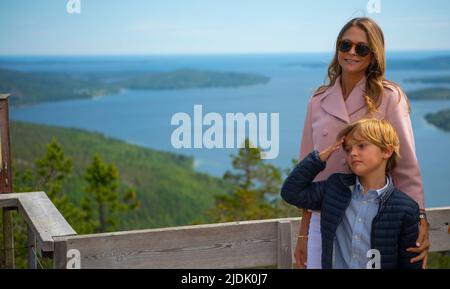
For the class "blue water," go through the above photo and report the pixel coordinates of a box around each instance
[5,53,450,208]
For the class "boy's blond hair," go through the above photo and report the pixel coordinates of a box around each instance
[337,118,400,174]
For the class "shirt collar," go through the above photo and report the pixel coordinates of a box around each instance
[355,175,391,198]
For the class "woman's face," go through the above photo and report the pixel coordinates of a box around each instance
[338,26,372,76]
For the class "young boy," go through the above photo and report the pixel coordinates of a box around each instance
[281,118,422,269]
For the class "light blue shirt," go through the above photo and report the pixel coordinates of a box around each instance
[333,175,391,269]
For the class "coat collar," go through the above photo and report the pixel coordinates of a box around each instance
[319,75,367,123]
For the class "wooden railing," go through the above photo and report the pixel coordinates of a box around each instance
[1,192,449,269]
[52,208,450,269]
[0,192,76,268]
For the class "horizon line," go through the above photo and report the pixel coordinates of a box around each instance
[1,48,450,58]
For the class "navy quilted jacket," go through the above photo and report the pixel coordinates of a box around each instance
[281,151,422,269]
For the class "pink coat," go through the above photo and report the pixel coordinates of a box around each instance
[299,75,425,209]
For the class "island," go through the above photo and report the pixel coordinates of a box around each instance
[288,55,450,70]
[405,75,450,84]
[425,109,450,132]
[0,68,270,106]
[407,88,450,100]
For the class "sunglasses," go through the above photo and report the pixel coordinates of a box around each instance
[338,39,372,57]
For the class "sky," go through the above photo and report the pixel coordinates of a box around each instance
[1,0,450,55]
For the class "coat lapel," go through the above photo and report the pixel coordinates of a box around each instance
[346,76,367,116]
[320,75,368,123]
[319,76,350,123]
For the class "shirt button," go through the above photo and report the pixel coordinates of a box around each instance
[354,235,358,240]
[358,218,362,222]
[322,129,328,136]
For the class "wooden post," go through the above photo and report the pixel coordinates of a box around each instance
[277,220,293,269]
[27,225,37,269]
[0,94,14,268]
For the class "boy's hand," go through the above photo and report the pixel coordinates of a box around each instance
[319,138,345,162]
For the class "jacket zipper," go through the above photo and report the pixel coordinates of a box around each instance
[332,236,336,268]
[371,202,383,249]
[331,187,352,268]
[369,186,392,266]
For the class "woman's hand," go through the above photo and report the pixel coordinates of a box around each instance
[406,218,430,269]
[319,137,345,162]
[295,209,311,269]
[295,236,308,269]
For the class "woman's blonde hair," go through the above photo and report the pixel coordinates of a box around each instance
[337,118,400,174]
[314,17,410,114]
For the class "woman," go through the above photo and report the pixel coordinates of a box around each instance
[295,17,430,269]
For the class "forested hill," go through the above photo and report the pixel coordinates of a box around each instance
[425,109,450,132]
[10,121,232,230]
[0,68,270,106]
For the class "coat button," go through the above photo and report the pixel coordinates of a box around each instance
[322,129,328,136]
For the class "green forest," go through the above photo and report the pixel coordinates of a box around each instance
[9,121,233,230]
[0,121,300,268]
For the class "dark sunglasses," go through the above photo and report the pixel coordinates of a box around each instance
[338,39,372,57]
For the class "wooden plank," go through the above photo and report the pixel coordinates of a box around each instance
[17,192,76,252]
[0,94,14,268]
[289,219,300,264]
[53,238,68,269]
[1,192,76,254]
[427,207,450,252]
[0,193,19,208]
[2,210,14,268]
[0,94,13,192]
[277,220,292,269]
[53,219,287,269]
[27,225,37,269]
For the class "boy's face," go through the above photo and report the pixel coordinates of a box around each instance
[343,131,392,177]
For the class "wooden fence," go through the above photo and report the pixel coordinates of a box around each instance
[1,192,449,269]
[53,208,450,269]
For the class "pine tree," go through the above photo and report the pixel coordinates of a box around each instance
[34,139,89,233]
[83,154,139,233]
[207,139,298,222]
[2,139,87,268]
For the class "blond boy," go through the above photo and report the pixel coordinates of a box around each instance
[281,119,421,269]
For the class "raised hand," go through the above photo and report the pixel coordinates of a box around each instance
[319,137,345,162]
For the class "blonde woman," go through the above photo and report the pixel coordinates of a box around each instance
[295,17,429,269]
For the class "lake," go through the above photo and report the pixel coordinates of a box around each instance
[5,52,450,207]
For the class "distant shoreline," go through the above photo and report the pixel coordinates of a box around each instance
[425,109,450,132]
[407,88,450,101]
[0,68,270,107]
[2,49,450,58]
